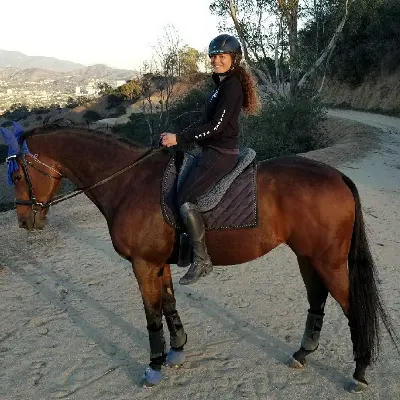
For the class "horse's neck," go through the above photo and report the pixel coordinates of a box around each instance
[30,132,146,187]
[29,131,161,218]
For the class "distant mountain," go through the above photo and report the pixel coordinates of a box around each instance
[0,49,86,72]
[0,65,134,85]
[0,50,135,84]
[72,64,135,81]
[0,67,64,82]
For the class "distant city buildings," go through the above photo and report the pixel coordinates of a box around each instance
[75,82,98,96]
[0,78,130,114]
[74,80,127,97]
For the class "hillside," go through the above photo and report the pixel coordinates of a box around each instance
[320,68,400,115]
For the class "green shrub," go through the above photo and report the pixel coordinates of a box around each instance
[106,94,125,110]
[116,81,142,101]
[108,105,126,118]
[240,93,327,160]
[83,110,102,123]
[3,104,30,121]
[111,113,155,146]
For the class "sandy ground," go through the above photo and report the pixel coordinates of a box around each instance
[0,109,399,400]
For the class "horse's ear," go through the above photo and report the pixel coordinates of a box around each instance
[0,127,19,155]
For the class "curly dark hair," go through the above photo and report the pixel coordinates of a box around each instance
[236,65,261,116]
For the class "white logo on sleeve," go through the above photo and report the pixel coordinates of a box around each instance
[195,109,226,139]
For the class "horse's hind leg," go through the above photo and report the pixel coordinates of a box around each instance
[132,258,167,387]
[306,255,369,392]
[161,264,187,367]
[290,256,329,368]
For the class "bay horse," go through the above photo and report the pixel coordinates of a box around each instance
[4,126,398,392]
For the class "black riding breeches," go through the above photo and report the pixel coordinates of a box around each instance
[178,146,239,206]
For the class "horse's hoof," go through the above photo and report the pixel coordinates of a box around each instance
[288,356,306,369]
[142,367,163,388]
[166,348,186,368]
[345,378,368,393]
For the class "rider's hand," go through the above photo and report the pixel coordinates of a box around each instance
[160,133,177,147]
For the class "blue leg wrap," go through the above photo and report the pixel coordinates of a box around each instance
[166,348,186,367]
[143,367,163,387]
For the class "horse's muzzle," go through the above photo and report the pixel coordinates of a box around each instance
[18,211,48,231]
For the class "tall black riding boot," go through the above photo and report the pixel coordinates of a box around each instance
[179,202,213,285]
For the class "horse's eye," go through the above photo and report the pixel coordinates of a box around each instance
[13,175,22,183]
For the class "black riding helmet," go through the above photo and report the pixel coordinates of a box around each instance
[208,34,242,56]
[208,34,242,73]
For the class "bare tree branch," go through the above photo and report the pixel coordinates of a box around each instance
[228,0,250,62]
[298,0,354,88]
[275,14,283,94]
[228,0,278,92]
[142,99,155,146]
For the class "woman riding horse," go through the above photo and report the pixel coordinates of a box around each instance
[3,37,398,392]
[161,34,260,285]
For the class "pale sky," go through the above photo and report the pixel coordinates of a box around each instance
[1,0,222,70]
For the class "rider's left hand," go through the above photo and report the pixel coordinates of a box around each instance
[160,133,177,147]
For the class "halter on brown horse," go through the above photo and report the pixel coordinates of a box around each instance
[5,126,398,392]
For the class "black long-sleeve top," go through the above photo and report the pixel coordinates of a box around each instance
[176,71,243,149]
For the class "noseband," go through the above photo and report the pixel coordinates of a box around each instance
[6,147,159,212]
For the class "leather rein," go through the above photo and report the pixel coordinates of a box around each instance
[6,146,159,211]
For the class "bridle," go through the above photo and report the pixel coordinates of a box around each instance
[6,152,61,210]
[6,146,159,212]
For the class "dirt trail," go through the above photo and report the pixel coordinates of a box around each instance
[326,109,400,191]
[0,110,399,400]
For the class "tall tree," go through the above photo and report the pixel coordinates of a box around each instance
[210,0,355,96]
[116,80,142,101]
[178,46,201,76]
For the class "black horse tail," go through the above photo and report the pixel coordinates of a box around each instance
[341,173,399,365]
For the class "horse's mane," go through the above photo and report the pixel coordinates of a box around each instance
[20,118,148,151]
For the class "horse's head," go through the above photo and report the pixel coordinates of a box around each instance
[9,153,62,230]
[1,123,63,230]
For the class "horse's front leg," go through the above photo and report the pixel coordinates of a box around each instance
[161,264,187,368]
[132,258,167,387]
